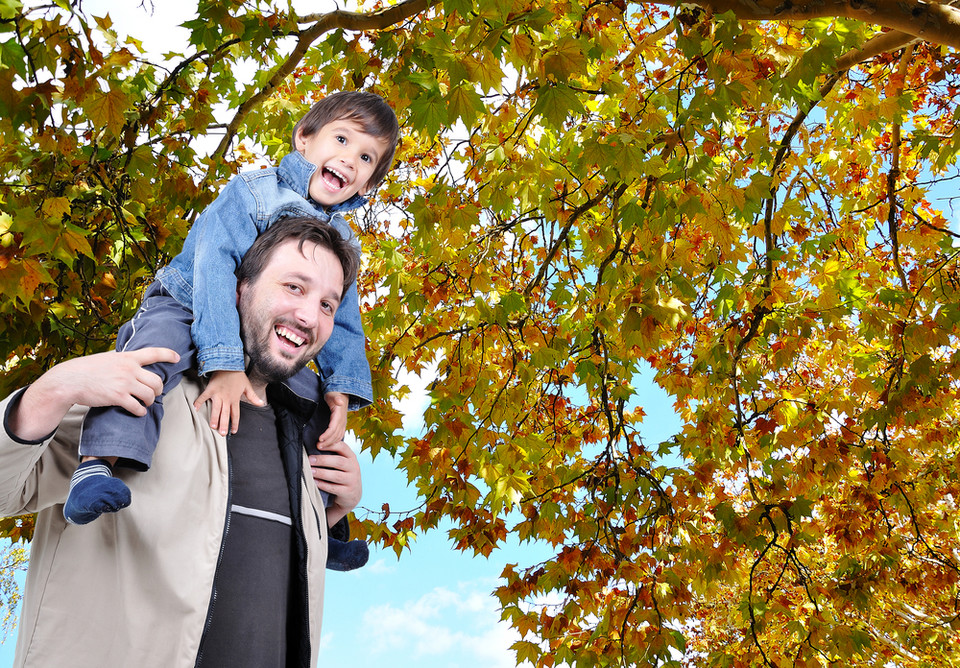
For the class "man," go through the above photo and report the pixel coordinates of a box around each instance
[0,216,364,667]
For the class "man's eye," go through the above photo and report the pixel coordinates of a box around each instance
[286,284,303,293]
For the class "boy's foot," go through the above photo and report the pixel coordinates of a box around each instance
[63,459,131,525]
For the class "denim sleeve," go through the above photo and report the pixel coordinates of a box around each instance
[190,179,264,374]
[316,277,373,410]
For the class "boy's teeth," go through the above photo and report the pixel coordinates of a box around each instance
[324,167,346,189]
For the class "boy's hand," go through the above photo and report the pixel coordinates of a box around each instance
[316,391,349,448]
[194,370,263,436]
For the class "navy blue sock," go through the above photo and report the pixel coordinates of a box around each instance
[63,459,131,525]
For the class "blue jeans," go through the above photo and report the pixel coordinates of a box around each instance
[78,283,322,469]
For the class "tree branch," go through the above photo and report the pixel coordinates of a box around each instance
[650,0,960,49]
[523,182,627,297]
[212,0,438,159]
[836,30,921,70]
[888,44,913,290]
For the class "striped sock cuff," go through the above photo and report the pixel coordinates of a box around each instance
[69,462,113,491]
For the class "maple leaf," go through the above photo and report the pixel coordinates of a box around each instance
[83,86,129,137]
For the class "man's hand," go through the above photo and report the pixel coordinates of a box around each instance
[316,391,349,448]
[309,439,362,527]
[8,347,180,442]
[193,370,264,436]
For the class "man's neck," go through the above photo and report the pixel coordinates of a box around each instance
[245,381,269,405]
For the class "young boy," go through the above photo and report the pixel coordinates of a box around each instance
[64,91,399,525]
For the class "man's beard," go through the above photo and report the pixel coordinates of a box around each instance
[244,329,313,385]
[239,294,320,386]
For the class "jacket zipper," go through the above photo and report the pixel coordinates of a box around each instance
[194,442,232,667]
[296,421,314,668]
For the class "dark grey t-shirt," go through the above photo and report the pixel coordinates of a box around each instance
[196,403,295,667]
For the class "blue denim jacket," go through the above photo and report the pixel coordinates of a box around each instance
[156,151,373,409]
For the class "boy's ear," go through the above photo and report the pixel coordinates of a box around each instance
[294,128,307,151]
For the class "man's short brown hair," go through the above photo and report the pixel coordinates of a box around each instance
[237,216,360,299]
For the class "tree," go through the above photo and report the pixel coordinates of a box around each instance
[2,0,960,665]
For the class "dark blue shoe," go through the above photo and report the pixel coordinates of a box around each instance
[63,461,131,525]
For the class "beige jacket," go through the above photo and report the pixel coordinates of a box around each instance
[0,377,329,668]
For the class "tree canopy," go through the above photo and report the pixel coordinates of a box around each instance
[3,0,960,665]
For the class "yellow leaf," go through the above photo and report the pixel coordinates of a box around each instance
[42,196,71,222]
[543,37,586,80]
[57,227,94,261]
[510,33,535,68]
[84,87,129,136]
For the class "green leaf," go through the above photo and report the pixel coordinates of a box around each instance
[532,83,584,128]
[445,84,484,128]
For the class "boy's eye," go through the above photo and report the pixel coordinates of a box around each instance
[360,153,372,163]
[336,135,346,144]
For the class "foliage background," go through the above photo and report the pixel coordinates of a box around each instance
[2,0,960,665]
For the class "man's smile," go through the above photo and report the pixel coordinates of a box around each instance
[274,323,309,350]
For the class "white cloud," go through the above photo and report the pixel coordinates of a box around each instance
[361,580,526,668]
[364,557,398,576]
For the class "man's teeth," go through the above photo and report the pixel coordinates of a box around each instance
[276,326,305,346]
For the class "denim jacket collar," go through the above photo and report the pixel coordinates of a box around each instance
[278,151,368,216]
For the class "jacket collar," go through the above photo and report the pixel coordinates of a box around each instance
[266,377,319,423]
[278,151,368,215]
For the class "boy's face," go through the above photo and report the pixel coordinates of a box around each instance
[295,119,390,207]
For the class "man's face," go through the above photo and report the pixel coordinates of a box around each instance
[237,239,344,386]
[295,119,390,207]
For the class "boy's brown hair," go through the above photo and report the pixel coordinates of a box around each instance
[292,91,400,189]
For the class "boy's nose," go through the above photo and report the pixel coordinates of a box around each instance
[339,153,357,171]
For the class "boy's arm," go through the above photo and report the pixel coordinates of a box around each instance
[189,178,265,375]
[314,276,373,410]
[316,391,348,449]
[194,370,264,436]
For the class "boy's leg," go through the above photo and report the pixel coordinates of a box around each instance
[65,284,196,525]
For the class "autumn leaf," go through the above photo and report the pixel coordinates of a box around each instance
[83,86,129,136]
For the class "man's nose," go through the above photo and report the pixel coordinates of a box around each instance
[293,300,320,329]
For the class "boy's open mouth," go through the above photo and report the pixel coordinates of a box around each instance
[322,167,346,190]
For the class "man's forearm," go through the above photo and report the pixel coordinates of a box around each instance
[7,380,76,441]
[6,348,179,442]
